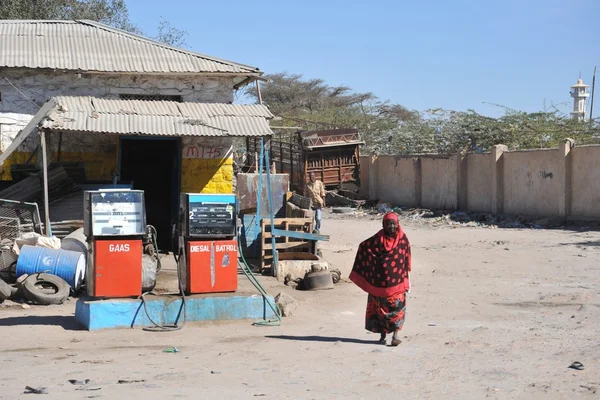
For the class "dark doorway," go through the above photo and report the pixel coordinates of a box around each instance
[119,138,180,252]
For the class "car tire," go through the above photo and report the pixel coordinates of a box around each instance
[21,273,70,305]
[0,277,12,300]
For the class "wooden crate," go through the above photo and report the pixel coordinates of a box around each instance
[260,217,315,270]
[286,202,315,219]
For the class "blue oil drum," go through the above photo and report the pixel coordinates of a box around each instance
[16,245,86,289]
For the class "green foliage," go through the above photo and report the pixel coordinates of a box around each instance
[0,0,187,47]
[155,17,187,48]
[247,72,600,155]
[0,0,137,31]
[246,72,418,147]
[386,108,600,155]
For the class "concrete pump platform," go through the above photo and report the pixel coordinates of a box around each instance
[75,256,277,330]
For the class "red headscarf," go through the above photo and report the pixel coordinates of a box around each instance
[380,212,404,252]
[349,211,411,297]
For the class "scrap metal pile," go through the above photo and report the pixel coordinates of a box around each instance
[0,196,159,307]
[0,198,87,306]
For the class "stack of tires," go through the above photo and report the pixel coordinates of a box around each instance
[0,230,88,305]
[0,273,71,305]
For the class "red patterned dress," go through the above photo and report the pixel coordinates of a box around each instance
[350,222,411,334]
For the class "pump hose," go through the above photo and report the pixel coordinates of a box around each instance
[237,235,282,327]
[138,247,187,332]
[139,233,278,330]
[146,225,162,273]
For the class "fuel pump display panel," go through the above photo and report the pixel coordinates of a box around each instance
[84,190,146,237]
[183,194,236,237]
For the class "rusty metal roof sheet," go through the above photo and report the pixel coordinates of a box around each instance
[299,129,364,149]
[0,20,261,75]
[41,96,274,137]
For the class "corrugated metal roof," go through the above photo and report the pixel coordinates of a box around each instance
[41,96,274,137]
[0,20,261,75]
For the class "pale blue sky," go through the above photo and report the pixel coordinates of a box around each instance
[128,0,599,117]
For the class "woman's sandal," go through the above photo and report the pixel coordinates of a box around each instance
[378,333,387,344]
[568,361,584,371]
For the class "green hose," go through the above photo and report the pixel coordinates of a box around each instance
[237,236,282,327]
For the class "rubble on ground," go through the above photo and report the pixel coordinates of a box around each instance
[326,201,599,230]
[274,292,298,317]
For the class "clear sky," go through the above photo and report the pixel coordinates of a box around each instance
[127,0,600,117]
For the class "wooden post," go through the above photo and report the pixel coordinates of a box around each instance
[40,129,51,236]
[289,142,294,188]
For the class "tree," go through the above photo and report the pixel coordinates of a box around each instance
[246,72,417,146]
[387,108,600,156]
[155,17,187,48]
[247,72,600,155]
[0,0,137,31]
[0,0,187,47]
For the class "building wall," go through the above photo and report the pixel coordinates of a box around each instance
[421,156,458,210]
[465,153,492,212]
[0,68,235,150]
[181,136,234,194]
[570,145,600,217]
[1,132,234,193]
[502,149,561,216]
[0,69,236,193]
[360,141,600,219]
[374,156,419,206]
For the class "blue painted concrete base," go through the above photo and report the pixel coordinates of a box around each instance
[75,293,277,331]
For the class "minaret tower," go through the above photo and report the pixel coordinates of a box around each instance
[570,77,590,121]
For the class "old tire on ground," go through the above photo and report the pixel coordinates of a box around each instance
[330,269,342,284]
[0,277,12,300]
[22,273,70,305]
[303,270,334,291]
[9,284,20,299]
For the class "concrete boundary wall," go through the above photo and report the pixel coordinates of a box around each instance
[361,139,600,219]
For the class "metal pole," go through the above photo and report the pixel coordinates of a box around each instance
[254,78,265,237]
[590,66,596,122]
[40,129,52,236]
[264,139,278,277]
[255,137,264,238]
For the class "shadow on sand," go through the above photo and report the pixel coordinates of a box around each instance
[265,335,380,345]
[0,315,82,331]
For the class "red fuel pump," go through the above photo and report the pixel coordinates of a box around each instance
[84,189,146,298]
[175,193,238,294]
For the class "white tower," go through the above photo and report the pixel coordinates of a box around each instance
[570,78,590,121]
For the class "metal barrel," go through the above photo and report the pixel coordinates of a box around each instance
[61,228,89,259]
[16,245,86,289]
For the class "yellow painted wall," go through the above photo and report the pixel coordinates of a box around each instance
[0,151,117,181]
[181,157,233,194]
[2,136,234,195]
[53,151,117,181]
[0,152,32,180]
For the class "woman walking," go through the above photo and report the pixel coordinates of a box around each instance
[349,212,412,346]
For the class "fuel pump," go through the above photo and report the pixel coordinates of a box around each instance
[175,193,238,294]
[84,189,147,298]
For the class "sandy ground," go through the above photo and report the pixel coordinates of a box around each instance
[1,211,599,399]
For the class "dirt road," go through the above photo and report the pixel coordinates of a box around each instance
[1,213,599,399]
